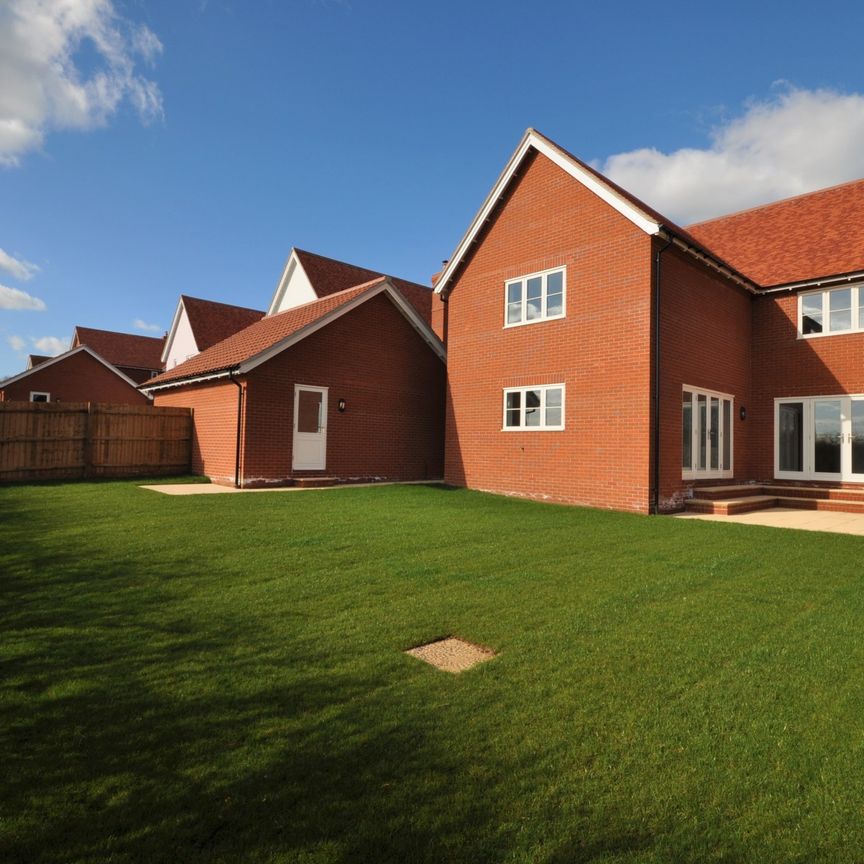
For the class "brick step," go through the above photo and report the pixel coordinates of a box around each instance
[693,484,766,501]
[763,485,864,503]
[686,495,778,515]
[775,495,864,514]
[292,476,338,488]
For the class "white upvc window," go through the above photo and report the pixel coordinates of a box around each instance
[29,391,50,402]
[799,284,864,337]
[682,386,734,479]
[502,384,565,430]
[504,267,566,327]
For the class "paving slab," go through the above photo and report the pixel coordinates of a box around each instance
[140,479,442,496]
[673,507,864,536]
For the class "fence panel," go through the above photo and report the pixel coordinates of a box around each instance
[0,402,192,483]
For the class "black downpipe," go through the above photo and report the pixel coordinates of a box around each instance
[229,371,243,489]
[653,236,674,515]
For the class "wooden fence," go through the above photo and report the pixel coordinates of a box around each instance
[0,402,192,483]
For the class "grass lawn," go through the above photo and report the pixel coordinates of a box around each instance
[3,481,864,863]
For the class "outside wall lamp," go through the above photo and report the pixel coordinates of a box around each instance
[338,399,347,413]
[740,406,747,421]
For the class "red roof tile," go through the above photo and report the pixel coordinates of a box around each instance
[295,249,434,323]
[687,178,864,287]
[72,327,165,371]
[147,279,385,386]
[181,296,264,352]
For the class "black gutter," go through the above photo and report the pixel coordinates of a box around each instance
[652,234,674,515]
[229,371,243,489]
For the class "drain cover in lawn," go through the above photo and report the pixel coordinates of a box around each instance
[405,637,496,673]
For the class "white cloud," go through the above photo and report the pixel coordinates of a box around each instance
[600,86,864,224]
[0,284,46,310]
[133,318,162,333]
[0,0,164,167]
[0,247,39,281]
[7,335,26,351]
[32,335,69,356]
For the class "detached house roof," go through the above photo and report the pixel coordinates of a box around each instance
[180,296,265,352]
[72,326,165,371]
[143,277,445,392]
[27,355,50,369]
[687,178,864,288]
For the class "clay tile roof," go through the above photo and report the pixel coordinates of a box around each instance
[73,327,165,371]
[147,279,386,387]
[295,248,434,323]
[181,296,265,352]
[687,178,864,287]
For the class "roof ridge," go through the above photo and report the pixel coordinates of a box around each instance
[295,247,431,292]
[182,294,265,314]
[687,176,864,228]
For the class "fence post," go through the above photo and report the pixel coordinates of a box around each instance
[83,402,93,478]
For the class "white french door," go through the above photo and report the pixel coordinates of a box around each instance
[775,396,864,482]
[682,386,734,480]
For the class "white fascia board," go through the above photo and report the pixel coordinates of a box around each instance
[141,369,233,393]
[0,345,144,391]
[160,297,187,365]
[760,269,864,294]
[267,251,296,316]
[433,129,662,295]
[380,285,447,362]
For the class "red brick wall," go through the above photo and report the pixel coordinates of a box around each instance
[751,292,864,480]
[0,351,150,405]
[241,292,444,484]
[154,293,444,486]
[656,244,753,509]
[443,150,654,512]
[154,380,241,485]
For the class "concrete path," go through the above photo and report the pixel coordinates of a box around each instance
[673,507,864,536]
[139,480,441,496]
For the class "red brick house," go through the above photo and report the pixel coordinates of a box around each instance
[70,327,165,384]
[143,252,446,487]
[433,128,864,514]
[0,345,150,405]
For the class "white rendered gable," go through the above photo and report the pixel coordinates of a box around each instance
[267,250,317,316]
[164,302,200,369]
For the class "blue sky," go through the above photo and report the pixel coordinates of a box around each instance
[3,0,864,376]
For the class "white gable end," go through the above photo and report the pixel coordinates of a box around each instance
[267,250,317,316]
[165,302,200,369]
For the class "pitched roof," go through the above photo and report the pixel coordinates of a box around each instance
[27,355,50,369]
[687,178,864,287]
[0,345,143,391]
[72,327,165,371]
[181,296,265,352]
[294,248,434,322]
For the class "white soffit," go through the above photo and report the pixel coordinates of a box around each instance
[433,129,662,295]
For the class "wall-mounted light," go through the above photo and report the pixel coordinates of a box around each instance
[337,398,346,413]
[740,406,747,421]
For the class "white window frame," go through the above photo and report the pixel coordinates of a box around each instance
[29,391,50,402]
[502,384,565,431]
[503,266,566,328]
[798,284,864,338]
[682,385,734,480]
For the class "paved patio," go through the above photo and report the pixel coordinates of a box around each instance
[673,507,864,536]
[139,480,440,496]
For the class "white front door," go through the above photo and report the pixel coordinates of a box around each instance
[292,385,327,471]
[775,395,864,482]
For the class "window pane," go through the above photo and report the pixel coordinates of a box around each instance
[546,270,563,295]
[859,291,864,330]
[829,288,852,331]
[525,390,541,426]
[546,293,563,317]
[722,399,731,470]
[507,282,522,304]
[545,406,562,427]
[697,395,707,470]
[545,388,562,407]
[505,391,521,427]
[710,397,719,470]
[682,392,692,470]
[507,302,522,324]
[853,400,864,475]
[297,390,322,433]
[801,294,823,334]
[814,400,842,474]
[778,402,804,472]
[546,271,563,316]
[526,277,542,320]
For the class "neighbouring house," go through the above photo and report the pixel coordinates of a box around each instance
[0,345,150,404]
[433,128,864,514]
[162,296,265,369]
[142,251,446,487]
[71,326,165,384]
[27,355,50,369]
